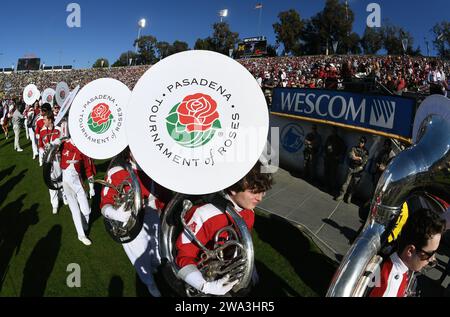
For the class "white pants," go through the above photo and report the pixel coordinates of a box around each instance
[49,161,62,210]
[24,119,29,139]
[122,207,161,297]
[62,167,91,238]
[29,128,38,157]
[13,124,22,150]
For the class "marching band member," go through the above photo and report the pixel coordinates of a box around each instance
[369,208,446,297]
[23,104,30,140]
[1,100,11,140]
[175,161,273,296]
[100,148,169,297]
[54,135,96,246]
[28,101,40,159]
[35,103,52,166]
[11,103,24,152]
[38,111,63,215]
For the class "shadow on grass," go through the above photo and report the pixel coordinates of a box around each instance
[0,139,14,149]
[108,275,124,297]
[89,183,104,229]
[0,197,40,292]
[20,225,62,297]
[0,165,16,183]
[0,169,27,207]
[88,160,112,228]
[249,260,302,297]
[254,213,337,296]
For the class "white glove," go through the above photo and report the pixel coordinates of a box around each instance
[88,181,95,199]
[180,265,238,296]
[103,204,131,223]
[51,138,62,146]
[202,275,239,296]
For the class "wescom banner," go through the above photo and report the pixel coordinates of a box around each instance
[271,88,416,139]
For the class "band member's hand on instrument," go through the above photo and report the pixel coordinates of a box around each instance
[51,138,62,146]
[180,265,238,296]
[103,203,131,224]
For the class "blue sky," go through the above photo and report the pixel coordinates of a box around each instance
[0,0,448,69]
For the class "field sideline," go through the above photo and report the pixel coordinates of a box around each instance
[0,130,336,297]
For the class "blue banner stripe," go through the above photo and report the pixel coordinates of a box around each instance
[271,88,415,138]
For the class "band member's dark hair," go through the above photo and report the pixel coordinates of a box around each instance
[226,161,273,194]
[397,208,445,253]
[43,111,55,121]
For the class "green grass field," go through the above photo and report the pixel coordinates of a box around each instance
[0,130,337,297]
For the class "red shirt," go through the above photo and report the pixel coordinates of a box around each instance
[60,139,94,178]
[100,163,166,211]
[35,116,45,140]
[175,198,255,268]
[369,253,409,297]
[38,125,61,150]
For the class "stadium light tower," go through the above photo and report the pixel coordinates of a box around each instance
[219,9,228,22]
[135,18,147,55]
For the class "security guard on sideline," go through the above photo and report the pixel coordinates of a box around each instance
[336,136,369,203]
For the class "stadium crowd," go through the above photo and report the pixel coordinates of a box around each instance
[0,55,448,100]
[240,55,449,95]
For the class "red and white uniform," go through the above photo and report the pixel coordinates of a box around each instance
[35,115,46,164]
[38,125,61,149]
[100,161,168,297]
[35,115,45,142]
[39,125,63,211]
[175,195,254,269]
[27,108,39,158]
[23,106,30,140]
[100,162,165,211]
[369,253,410,297]
[60,139,95,239]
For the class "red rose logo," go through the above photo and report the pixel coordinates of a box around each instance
[177,93,220,132]
[91,103,112,125]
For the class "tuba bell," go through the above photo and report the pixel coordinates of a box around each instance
[42,138,69,190]
[327,95,450,297]
[93,152,144,244]
[159,192,254,297]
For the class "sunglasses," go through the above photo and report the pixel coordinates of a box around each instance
[416,247,437,261]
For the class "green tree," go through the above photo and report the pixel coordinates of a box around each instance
[361,27,383,54]
[266,44,278,57]
[194,22,239,55]
[381,23,414,55]
[134,35,158,65]
[156,41,171,60]
[93,58,109,68]
[272,9,304,55]
[112,51,138,67]
[300,17,322,55]
[168,40,189,56]
[194,38,214,51]
[300,0,355,55]
[432,21,450,59]
[343,32,362,54]
[210,22,239,55]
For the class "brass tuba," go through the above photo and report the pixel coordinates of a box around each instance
[42,137,70,190]
[93,152,144,244]
[159,192,254,297]
[327,95,450,297]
